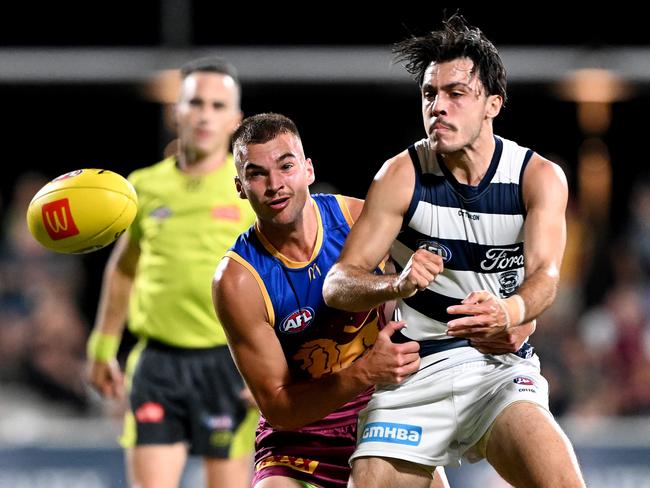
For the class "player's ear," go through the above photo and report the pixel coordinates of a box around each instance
[305,158,315,185]
[486,94,503,119]
[234,176,247,200]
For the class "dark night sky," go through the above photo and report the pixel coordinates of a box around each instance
[3,5,648,47]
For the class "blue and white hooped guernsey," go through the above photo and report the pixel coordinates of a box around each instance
[392,135,534,341]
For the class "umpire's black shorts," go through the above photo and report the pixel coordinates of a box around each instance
[120,338,258,458]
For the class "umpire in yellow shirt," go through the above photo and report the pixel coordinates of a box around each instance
[86,57,257,488]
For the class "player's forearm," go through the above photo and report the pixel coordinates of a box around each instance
[508,266,559,325]
[93,264,134,337]
[261,360,373,430]
[323,263,397,312]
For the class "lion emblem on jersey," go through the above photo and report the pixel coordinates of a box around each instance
[292,318,379,378]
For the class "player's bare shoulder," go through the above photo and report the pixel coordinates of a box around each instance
[366,149,416,215]
[526,153,568,185]
[376,149,415,183]
[213,254,251,295]
[213,253,272,331]
[522,153,568,209]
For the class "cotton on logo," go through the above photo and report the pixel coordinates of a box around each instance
[135,402,165,423]
[41,199,80,240]
[280,307,315,334]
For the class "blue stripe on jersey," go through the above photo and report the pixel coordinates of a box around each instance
[391,261,469,322]
[404,139,523,222]
[399,226,525,273]
[395,136,531,341]
[403,287,464,323]
[420,179,523,214]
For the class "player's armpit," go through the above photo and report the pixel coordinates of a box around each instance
[323,153,415,311]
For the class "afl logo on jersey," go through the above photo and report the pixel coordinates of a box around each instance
[280,307,315,334]
[417,240,452,262]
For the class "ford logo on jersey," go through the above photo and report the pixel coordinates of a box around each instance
[279,307,315,334]
[360,422,422,446]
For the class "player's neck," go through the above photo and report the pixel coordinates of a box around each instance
[258,200,318,263]
[177,146,228,175]
[441,130,495,186]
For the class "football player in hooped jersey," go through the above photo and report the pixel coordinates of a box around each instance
[213,113,535,488]
[323,15,586,488]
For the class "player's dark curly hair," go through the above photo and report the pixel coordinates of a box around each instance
[232,113,301,164]
[393,14,507,104]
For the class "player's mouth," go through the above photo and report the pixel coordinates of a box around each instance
[267,196,290,210]
[431,122,452,132]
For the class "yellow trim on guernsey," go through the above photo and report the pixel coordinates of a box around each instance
[253,198,323,269]
[334,194,355,227]
[225,251,276,328]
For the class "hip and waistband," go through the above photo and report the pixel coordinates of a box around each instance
[145,337,229,355]
[391,330,535,359]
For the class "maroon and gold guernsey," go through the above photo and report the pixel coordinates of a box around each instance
[225,193,384,487]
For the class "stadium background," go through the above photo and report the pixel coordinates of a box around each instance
[1,4,650,487]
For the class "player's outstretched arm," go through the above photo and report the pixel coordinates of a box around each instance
[324,153,443,311]
[87,234,140,399]
[213,256,420,430]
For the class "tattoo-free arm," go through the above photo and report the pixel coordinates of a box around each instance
[213,256,419,430]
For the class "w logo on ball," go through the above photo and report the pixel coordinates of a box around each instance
[41,198,80,240]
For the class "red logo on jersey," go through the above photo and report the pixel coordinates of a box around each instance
[211,205,241,221]
[41,199,80,240]
[135,402,165,423]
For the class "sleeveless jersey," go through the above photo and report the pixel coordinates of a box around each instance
[392,135,533,341]
[226,194,383,428]
[127,156,256,347]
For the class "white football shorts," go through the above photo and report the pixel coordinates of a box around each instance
[351,347,550,468]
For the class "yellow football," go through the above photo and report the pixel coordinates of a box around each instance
[26,169,138,254]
